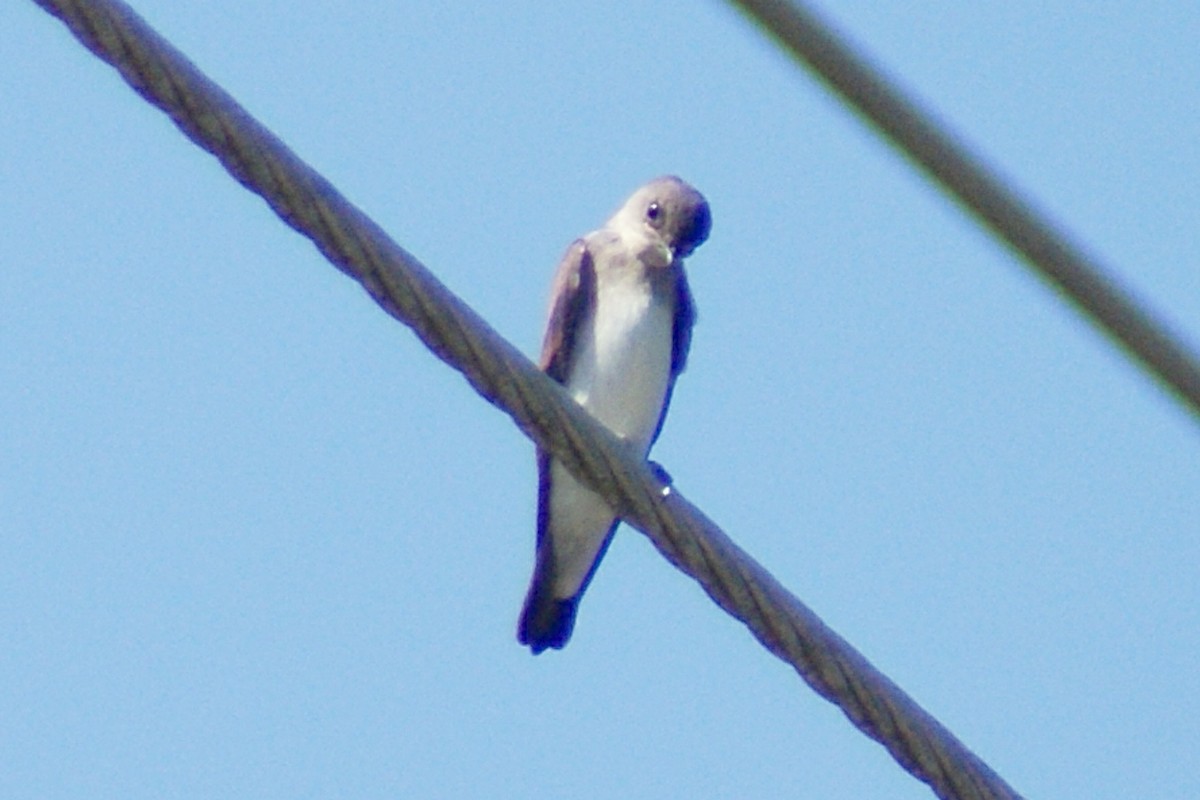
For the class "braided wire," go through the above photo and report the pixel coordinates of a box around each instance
[33,1,1023,798]
[734,0,1200,421]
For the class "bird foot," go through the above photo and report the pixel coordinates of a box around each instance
[648,460,674,497]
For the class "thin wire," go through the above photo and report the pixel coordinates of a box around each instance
[731,0,1200,421]
[32,1,1023,798]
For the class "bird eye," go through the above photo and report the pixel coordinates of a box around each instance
[646,201,663,227]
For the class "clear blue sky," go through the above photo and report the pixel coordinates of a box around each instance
[4,2,1199,798]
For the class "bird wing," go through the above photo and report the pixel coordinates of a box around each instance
[538,239,595,382]
[649,267,696,446]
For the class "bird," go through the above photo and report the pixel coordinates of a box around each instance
[518,176,711,653]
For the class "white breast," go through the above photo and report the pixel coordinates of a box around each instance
[566,274,674,452]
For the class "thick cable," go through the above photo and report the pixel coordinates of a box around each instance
[32,1,1023,798]
[732,0,1200,421]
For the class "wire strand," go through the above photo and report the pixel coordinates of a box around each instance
[33,1,1022,798]
[731,0,1200,422]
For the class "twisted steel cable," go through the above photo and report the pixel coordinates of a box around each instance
[734,0,1200,422]
[33,1,1023,798]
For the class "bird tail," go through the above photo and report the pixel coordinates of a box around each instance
[517,572,579,654]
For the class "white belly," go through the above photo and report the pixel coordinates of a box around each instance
[566,279,673,452]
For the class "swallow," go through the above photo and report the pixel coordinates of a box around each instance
[518,175,710,653]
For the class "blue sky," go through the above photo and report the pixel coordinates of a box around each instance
[4,2,1199,798]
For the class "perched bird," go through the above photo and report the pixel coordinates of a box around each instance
[518,176,711,653]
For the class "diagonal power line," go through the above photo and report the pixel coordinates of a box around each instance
[732,0,1200,422]
[31,1,1023,799]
